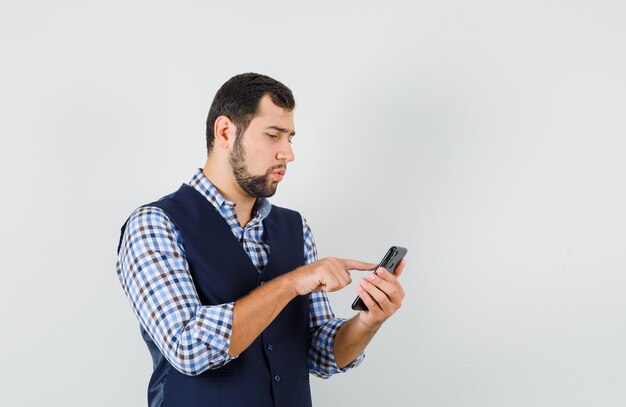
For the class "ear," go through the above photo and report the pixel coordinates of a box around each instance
[213,116,237,149]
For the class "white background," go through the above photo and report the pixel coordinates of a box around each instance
[1,1,625,406]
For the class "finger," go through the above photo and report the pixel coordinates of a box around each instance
[327,262,352,287]
[396,278,405,300]
[375,267,405,300]
[374,267,398,283]
[342,259,378,271]
[334,267,352,287]
[393,259,406,278]
[365,272,403,305]
[323,271,349,292]
[312,285,324,293]
[356,284,381,312]
[359,278,394,313]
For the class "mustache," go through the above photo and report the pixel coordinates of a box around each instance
[269,164,286,173]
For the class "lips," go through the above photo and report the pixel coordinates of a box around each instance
[272,169,285,181]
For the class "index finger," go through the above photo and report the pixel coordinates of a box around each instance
[393,259,406,278]
[342,259,378,271]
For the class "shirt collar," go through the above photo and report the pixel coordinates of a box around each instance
[188,168,272,220]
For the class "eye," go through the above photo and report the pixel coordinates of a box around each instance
[266,133,278,139]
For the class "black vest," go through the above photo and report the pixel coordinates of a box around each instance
[120,184,312,407]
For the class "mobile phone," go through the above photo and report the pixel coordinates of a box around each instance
[351,246,408,311]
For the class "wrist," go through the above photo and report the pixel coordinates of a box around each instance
[289,266,314,296]
[355,312,383,334]
[278,269,301,298]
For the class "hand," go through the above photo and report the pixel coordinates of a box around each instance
[356,259,406,329]
[291,257,377,296]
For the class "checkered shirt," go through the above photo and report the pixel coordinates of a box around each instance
[116,169,364,378]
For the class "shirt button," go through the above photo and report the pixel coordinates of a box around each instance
[267,344,274,351]
[259,281,265,286]
[274,374,281,382]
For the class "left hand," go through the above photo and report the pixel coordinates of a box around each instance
[356,259,406,329]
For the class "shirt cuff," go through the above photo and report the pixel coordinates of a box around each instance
[309,318,366,379]
[192,302,236,367]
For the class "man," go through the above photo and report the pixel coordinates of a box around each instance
[116,73,405,407]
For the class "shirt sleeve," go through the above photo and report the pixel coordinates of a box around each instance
[116,206,236,376]
[302,216,365,379]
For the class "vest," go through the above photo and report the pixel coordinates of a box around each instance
[119,184,312,407]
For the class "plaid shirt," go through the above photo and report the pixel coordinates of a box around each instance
[116,169,364,378]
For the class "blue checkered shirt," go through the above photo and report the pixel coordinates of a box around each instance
[116,169,364,378]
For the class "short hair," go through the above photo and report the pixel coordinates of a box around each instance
[205,73,295,154]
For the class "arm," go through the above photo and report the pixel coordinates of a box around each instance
[334,261,407,368]
[228,273,296,356]
[116,207,235,375]
[228,257,375,356]
[229,239,405,369]
[118,208,373,367]
[302,217,371,378]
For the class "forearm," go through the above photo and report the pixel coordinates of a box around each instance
[334,264,407,368]
[230,255,373,357]
[229,273,297,356]
[333,315,381,369]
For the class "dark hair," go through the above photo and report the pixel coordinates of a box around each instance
[205,73,295,154]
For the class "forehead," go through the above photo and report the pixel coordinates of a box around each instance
[249,94,295,131]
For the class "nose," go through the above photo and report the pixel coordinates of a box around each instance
[276,139,295,163]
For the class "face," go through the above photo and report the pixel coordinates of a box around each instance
[228,94,296,198]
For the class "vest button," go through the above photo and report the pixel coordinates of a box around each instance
[274,374,281,382]
[259,281,265,286]
[267,344,274,351]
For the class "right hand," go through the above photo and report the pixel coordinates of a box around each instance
[291,257,377,296]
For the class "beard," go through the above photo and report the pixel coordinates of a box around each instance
[229,136,283,198]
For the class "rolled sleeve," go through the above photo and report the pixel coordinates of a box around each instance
[302,215,365,378]
[308,318,365,379]
[116,206,236,376]
[191,303,236,366]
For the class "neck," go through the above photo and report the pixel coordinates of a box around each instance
[202,158,256,227]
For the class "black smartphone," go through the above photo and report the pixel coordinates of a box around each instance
[351,246,408,311]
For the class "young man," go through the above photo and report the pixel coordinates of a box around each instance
[116,73,406,407]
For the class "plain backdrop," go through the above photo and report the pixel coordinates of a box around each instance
[1,1,625,406]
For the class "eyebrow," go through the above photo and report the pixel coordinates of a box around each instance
[265,126,296,136]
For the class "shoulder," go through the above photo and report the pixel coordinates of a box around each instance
[126,205,172,230]
[119,205,184,254]
[123,205,181,245]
